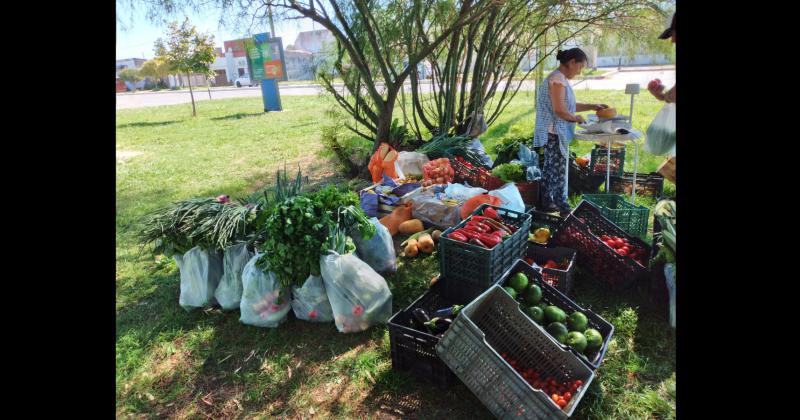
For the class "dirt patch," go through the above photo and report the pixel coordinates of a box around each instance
[117,150,143,163]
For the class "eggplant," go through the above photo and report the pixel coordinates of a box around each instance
[424,317,453,334]
[411,308,431,329]
[433,305,464,319]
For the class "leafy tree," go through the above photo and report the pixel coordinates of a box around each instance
[154,18,216,116]
[118,68,142,91]
[138,57,174,89]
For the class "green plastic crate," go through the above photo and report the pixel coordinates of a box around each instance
[581,194,649,239]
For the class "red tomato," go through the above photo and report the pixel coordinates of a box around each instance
[557,399,567,409]
[564,392,572,400]
[614,239,625,248]
[604,240,615,248]
[618,249,628,256]
[600,235,610,242]
[551,394,559,403]
[575,380,583,387]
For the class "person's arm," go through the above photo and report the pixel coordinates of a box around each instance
[649,83,675,103]
[576,103,609,112]
[550,84,585,123]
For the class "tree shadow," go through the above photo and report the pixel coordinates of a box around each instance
[117,120,180,128]
[484,107,534,140]
[210,112,264,121]
[362,364,493,419]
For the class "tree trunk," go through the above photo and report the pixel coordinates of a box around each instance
[207,79,212,99]
[187,72,196,117]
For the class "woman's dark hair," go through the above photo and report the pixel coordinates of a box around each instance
[556,48,588,65]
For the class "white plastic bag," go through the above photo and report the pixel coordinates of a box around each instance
[488,183,525,213]
[664,263,676,328]
[444,183,487,202]
[239,253,292,328]
[352,218,397,273]
[320,251,393,333]
[214,243,254,311]
[291,275,334,322]
[645,103,676,156]
[396,152,430,178]
[178,246,223,310]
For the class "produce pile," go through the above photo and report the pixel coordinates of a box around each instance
[422,158,454,187]
[499,351,585,410]
[408,304,463,337]
[502,271,605,358]
[139,167,394,333]
[598,234,646,265]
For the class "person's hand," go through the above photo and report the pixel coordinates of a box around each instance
[574,115,586,124]
[594,104,609,111]
[647,79,665,98]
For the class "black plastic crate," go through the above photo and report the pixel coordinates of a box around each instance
[569,152,604,195]
[388,278,462,388]
[527,209,566,248]
[608,172,665,198]
[552,201,651,289]
[589,144,626,176]
[523,245,577,296]
[498,260,615,370]
[439,204,532,303]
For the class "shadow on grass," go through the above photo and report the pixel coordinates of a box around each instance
[117,120,180,128]
[210,112,264,121]
[362,363,493,419]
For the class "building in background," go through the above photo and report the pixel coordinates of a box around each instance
[116,58,148,91]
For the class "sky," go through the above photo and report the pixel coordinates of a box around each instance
[116,6,317,60]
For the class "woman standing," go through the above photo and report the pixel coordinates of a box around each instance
[534,48,607,216]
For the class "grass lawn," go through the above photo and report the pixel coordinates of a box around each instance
[117,91,675,418]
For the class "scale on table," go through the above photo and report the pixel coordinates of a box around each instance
[578,84,640,135]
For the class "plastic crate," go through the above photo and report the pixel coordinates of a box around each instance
[523,246,577,296]
[452,157,506,191]
[552,201,651,289]
[582,194,649,239]
[388,278,462,388]
[589,144,625,176]
[439,204,532,303]
[436,285,595,419]
[608,172,665,198]
[568,153,604,195]
[527,209,566,248]
[498,260,615,369]
[516,181,541,208]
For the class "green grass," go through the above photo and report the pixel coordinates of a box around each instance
[117,91,675,418]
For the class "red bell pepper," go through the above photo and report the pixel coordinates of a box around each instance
[483,207,500,220]
[478,233,501,248]
[454,229,483,240]
[465,222,490,233]
[448,231,468,242]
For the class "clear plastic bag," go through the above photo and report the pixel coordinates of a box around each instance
[291,275,334,322]
[239,253,292,328]
[177,246,223,310]
[396,151,430,178]
[214,243,254,311]
[352,217,397,273]
[468,138,494,168]
[444,183,487,202]
[645,103,676,156]
[411,190,462,228]
[664,263,676,328]
[488,183,525,213]
[320,251,393,333]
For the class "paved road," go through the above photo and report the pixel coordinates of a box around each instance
[116,67,675,110]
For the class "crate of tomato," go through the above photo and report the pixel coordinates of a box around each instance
[552,201,651,289]
[523,245,577,296]
[439,204,531,303]
[589,144,626,176]
[498,260,614,370]
[388,277,464,388]
[452,156,506,191]
[435,285,595,419]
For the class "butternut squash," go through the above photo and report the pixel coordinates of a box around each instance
[399,219,424,235]
[380,201,414,236]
